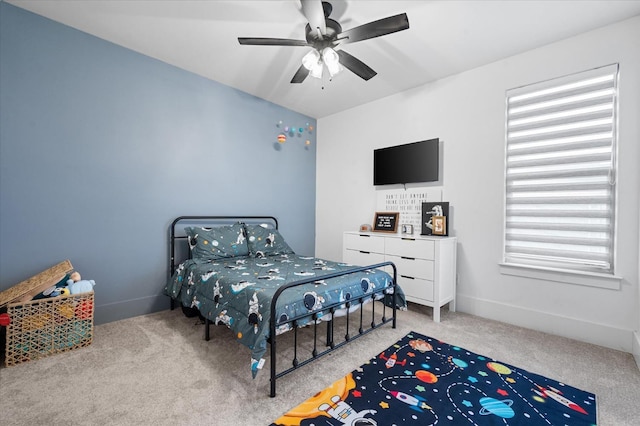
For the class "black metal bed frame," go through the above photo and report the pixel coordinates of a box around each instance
[168,215,398,397]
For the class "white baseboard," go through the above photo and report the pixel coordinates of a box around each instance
[456,294,633,353]
[633,331,640,371]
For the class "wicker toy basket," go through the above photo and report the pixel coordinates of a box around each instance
[5,292,94,366]
[0,260,94,366]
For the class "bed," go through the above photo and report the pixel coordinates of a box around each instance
[164,216,406,396]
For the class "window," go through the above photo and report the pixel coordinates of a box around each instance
[504,64,618,276]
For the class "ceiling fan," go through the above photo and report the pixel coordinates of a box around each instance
[237,0,409,83]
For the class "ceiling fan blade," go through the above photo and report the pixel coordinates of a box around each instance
[291,64,310,83]
[238,37,310,46]
[300,0,326,37]
[336,50,377,81]
[337,13,409,44]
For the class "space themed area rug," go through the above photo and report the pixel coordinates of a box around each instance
[271,331,597,426]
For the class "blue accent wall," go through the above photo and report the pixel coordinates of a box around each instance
[0,3,317,324]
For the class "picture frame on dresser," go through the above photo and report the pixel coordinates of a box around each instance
[432,216,446,235]
[401,224,414,235]
[373,212,399,233]
[422,202,449,236]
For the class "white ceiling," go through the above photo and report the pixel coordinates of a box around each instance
[8,0,640,118]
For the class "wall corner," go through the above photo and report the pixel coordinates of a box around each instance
[633,330,640,371]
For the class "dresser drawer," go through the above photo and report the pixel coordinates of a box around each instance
[386,254,434,280]
[397,275,434,303]
[385,237,434,260]
[344,249,385,267]
[344,233,385,253]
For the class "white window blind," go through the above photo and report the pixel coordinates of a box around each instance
[504,64,618,274]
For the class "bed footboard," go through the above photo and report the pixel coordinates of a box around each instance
[202,262,398,396]
[201,262,398,397]
[267,261,398,397]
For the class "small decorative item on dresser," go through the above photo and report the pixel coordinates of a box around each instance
[401,224,414,235]
[432,216,447,236]
[373,212,399,233]
[422,202,449,236]
[359,224,372,232]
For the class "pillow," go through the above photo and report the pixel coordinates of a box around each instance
[186,222,249,260]
[245,224,295,257]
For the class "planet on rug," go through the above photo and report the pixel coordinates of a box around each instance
[271,331,597,426]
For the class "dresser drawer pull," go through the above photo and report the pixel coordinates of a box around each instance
[359,234,370,237]
[359,250,371,254]
[401,256,415,260]
[401,238,416,241]
[400,275,415,280]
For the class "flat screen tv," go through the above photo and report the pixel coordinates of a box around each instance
[373,138,439,185]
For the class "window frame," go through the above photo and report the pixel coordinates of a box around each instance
[501,64,622,289]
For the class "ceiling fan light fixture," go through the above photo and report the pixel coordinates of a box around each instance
[309,61,324,79]
[322,47,342,77]
[322,47,339,66]
[302,49,324,79]
[302,49,321,71]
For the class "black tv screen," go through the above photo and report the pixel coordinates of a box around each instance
[373,138,439,185]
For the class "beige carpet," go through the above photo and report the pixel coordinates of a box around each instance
[1,303,639,425]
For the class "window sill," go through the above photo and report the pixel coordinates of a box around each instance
[499,263,622,290]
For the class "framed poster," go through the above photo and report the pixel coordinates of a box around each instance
[373,212,399,233]
[376,188,442,235]
[422,202,449,236]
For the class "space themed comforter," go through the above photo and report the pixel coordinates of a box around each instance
[165,254,406,378]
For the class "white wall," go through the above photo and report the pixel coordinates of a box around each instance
[316,16,640,353]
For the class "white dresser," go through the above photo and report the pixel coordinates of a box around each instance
[343,231,457,322]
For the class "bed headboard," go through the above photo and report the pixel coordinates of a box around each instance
[169,215,278,278]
